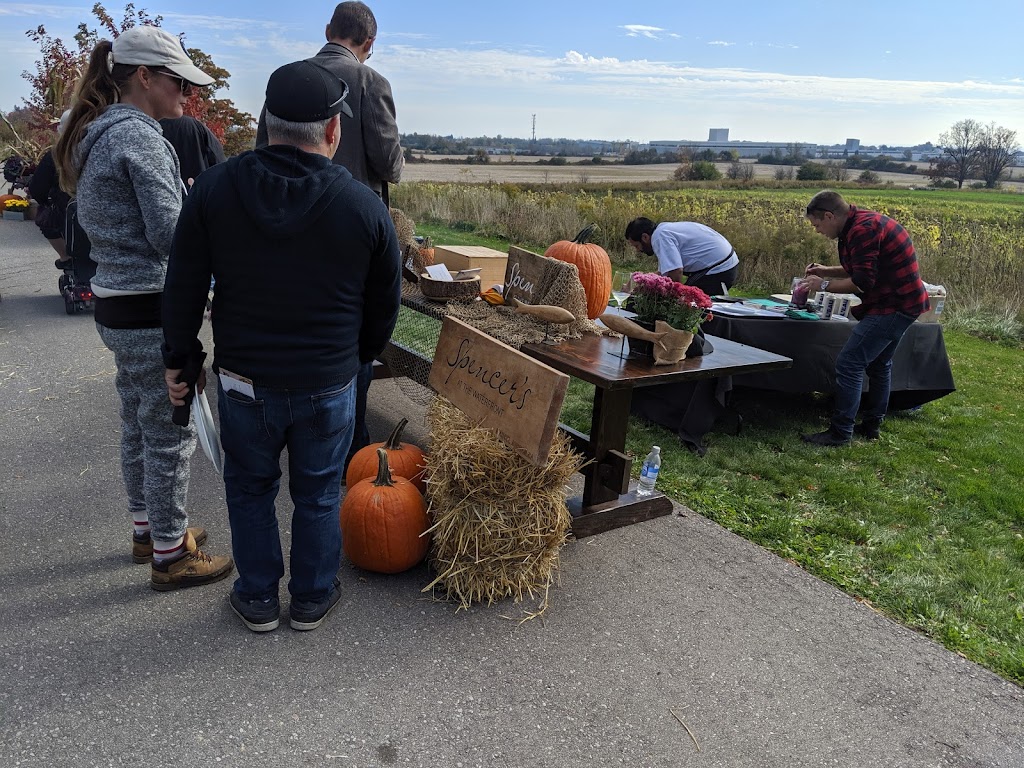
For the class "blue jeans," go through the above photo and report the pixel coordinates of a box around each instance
[831,312,917,438]
[218,376,356,602]
[345,361,374,469]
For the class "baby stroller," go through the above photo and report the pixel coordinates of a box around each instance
[3,154,35,195]
[58,199,97,314]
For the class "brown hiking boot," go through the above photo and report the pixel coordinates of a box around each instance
[150,530,233,592]
[132,526,208,563]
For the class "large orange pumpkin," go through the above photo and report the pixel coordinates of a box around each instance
[340,448,430,574]
[345,417,427,492]
[543,224,612,320]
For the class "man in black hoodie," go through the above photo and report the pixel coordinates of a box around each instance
[162,60,401,633]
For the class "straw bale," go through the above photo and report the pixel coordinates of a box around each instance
[422,397,584,616]
[389,206,417,252]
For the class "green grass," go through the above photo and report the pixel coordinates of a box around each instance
[395,221,1024,686]
[413,222,511,252]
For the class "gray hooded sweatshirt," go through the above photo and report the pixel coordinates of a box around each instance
[74,104,182,295]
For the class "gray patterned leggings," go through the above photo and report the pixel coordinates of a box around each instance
[97,325,197,541]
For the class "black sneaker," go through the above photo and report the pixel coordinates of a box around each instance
[230,591,280,633]
[289,577,342,631]
[55,258,72,270]
[855,418,882,440]
[801,427,851,447]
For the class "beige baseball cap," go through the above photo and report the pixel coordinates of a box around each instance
[112,25,214,87]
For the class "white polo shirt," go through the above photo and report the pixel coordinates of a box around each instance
[651,222,738,276]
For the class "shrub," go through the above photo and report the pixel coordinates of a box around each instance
[675,161,722,181]
[858,170,881,184]
[727,162,755,181]
[796,162,829,181]
[826,161,850,182]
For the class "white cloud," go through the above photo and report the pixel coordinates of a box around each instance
[161,12,294,32]
[708,41,734,47]
[622,25,664,39]
[0,3,81,18]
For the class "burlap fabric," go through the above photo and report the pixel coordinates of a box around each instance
[444,258,605,349]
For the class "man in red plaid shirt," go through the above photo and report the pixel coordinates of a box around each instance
[799,190,929,446]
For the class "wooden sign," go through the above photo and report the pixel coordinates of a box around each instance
[503,246,548,306]
[428,317,569,466]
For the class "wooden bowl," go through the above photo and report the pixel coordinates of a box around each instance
[419,275,481,302]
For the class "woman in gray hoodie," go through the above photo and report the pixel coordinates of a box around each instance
[53,26,232,591]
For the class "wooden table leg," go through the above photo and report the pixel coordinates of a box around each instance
[582,387,632,507]
[569,387,673,538]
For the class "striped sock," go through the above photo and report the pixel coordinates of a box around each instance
[152,536,186,564]
[132,512,150,538]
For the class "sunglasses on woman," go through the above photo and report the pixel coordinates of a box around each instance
[156,70,196,96]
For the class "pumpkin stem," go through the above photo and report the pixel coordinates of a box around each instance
[385,417,409,450]
[373,447,394,487]
[572,224,598,245]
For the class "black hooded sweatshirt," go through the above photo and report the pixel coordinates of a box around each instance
[162,145,401,389]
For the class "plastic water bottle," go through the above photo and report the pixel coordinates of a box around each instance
[637,446,662,496]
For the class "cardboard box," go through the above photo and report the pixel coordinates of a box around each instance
[433,245,508,291]
[917,289,946,323]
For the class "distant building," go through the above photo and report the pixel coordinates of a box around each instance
[649,139,816,159]
[708,128,729,142]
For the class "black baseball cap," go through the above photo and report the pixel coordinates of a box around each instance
[265,60,353,122]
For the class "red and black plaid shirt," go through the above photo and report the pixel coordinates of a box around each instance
[839,205,929,319]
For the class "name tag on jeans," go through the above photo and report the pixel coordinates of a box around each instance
[219,368,255,400]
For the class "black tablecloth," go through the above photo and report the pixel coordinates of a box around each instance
[630,315,956,453]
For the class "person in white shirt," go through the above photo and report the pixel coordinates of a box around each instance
[625,217,739,295]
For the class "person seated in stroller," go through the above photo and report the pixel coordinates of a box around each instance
[28,110,73,268]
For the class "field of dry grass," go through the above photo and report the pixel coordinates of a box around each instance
[401,155,1024,191]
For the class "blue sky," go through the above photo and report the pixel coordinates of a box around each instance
[2,0,1022,146]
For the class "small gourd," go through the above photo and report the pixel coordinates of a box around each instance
[418,236,435,266]
[340,448,430,574]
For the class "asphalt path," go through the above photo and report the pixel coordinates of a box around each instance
[2,217,1022,767]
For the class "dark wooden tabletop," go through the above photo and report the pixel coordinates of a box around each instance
[522,333,793,391]
[398,288,792,391]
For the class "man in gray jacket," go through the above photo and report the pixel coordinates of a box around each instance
[256,2,404,470]
[256,1,403,202]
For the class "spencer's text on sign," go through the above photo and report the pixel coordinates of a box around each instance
[428,317,569,466]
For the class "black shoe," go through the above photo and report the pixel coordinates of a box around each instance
[801,428,851,447]
[55,258,72,270]
[289,577,342,631]
[855,419,882,440]
[230,591,280,633]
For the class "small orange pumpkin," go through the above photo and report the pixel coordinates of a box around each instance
[543,224,612,320]
[340,448,430,574]
[345,417,427,492]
